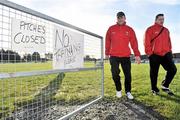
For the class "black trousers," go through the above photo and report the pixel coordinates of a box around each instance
[149,52,177,90]
[110,56,131,93]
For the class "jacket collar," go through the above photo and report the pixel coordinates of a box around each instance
[154,23,163,27]
[116,22,126,26]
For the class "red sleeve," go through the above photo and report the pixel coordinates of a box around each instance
[105,27,111,55]
[144,28,153,56]
[129,28,141,56]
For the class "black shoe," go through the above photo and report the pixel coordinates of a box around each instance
[152,90,159,95]
[161,86,174,96]
[154,87,160,92]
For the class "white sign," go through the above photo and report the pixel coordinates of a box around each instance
[53,26,84,69]
[11,19,46,53]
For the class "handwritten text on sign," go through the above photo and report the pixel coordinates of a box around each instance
[53,26,84,69]
[11,19,46,53]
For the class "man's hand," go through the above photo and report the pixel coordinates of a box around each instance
[135,56,141,64]
[105,55,110,59]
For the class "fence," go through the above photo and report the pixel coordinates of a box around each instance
[0,0,104,119]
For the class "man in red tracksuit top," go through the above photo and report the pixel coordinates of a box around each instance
[105,12,141,99]
[144,14,177,95]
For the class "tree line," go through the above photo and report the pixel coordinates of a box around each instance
[0,49,50,63]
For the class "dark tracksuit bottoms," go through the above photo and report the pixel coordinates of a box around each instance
[149,52,177,90]
[110,56,131,93]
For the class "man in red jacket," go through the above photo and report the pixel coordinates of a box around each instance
[105,12,141,99]
[144,14,177,95]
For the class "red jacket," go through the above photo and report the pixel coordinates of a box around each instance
[144,23,172,56]
[105,23,140,57]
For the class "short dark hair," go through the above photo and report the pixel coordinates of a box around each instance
[117,11,125,18]
[155,14,164,20]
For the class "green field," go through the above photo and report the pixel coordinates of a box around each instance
[0,61,102,118]
[104,61,180,120]
[0,61,179,119]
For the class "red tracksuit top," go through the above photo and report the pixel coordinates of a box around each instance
[105,23,140,57]
[144,23,172,56]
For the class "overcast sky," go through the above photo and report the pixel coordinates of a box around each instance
[9,0,180,54]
